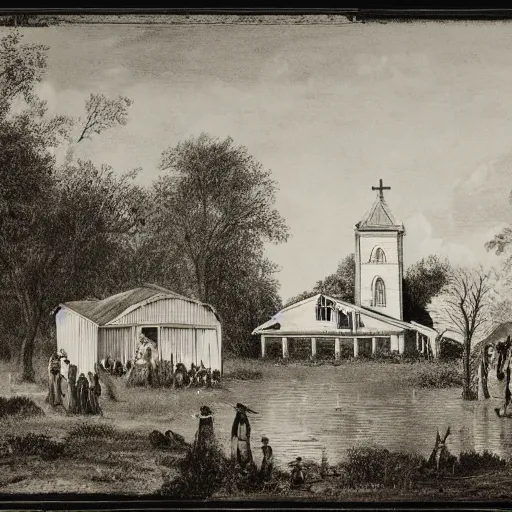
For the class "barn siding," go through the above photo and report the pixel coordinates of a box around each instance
[110,298,217,326]
[55,308,98,376]
[160,326,221,372]
[98,327,136,364]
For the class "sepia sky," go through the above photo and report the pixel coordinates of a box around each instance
[11,21,512,301]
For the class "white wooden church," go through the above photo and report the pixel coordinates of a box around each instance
[252,180,439,359]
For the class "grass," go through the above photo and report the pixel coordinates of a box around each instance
[223,368,263,381]
[223,357,463,389]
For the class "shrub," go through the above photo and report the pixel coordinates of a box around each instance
[405,362,463,388]
[66,423,118,441]
[340,446,425,489]
[224,368,262,381]
[0,396,44,419]
[370,349,402,363]
[439,338,463,361]
[160,443,231,499]
[458,450,508,475]
[5,433,64,460]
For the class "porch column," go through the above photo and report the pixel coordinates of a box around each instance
[282,337,289,359]
[261,335,266,358]
[353,338,359,358]
[390,335,399,352]
[372,337,377,354]
[311,338,317,358]
[334,338,341,360]
[398,334,405,355]
[421,335,425,354]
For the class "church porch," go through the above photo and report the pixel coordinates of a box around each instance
[259,332,406,360]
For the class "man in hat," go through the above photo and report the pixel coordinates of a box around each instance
[231,402,258,472]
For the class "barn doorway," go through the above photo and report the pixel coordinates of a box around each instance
[141,326,158,345]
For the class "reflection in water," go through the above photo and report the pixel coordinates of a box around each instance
[177,376,512,469]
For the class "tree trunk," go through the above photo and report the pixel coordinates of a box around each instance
[462,337,475,400]
[20,321,38,383]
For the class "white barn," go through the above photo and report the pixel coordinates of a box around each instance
[54,284,222,376]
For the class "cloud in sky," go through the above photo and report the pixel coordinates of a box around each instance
[10,23,512,301]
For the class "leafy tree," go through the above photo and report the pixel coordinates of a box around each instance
[403,255,451,326]
[77,93,133,143]
[313,254,355,302]
[154,133,289,303]
[0,30,137,380]
[0,31,48,119]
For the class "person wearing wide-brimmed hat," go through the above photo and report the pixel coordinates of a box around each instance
[230,402,258,471]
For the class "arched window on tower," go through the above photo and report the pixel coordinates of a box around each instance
[370,246,387,264]
[373,278,386,307]
[316,296,335,321]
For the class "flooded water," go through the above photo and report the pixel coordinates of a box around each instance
[183,370,512,470]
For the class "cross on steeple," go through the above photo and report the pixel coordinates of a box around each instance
[372,178,391,201]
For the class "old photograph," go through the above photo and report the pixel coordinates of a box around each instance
[0,10,511,506]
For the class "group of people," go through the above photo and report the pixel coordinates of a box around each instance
[99,355,130,377]
[189,401,306,486]
[174,362,221,389]
[47,350,102,415]
[192,402,274,482]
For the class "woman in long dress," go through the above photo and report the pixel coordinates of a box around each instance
[47,352,64,407]
[231,403,258,472]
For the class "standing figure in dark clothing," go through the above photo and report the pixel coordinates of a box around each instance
[46,352,66,407]
[76,373,90,414]
[260,436,273,481]
[495,337,512,417]
[65,364,78,414]
[231,403,258,472]
[194,405,216,452]
[87,372,102,416]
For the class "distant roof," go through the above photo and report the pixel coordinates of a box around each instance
[58,284,217,326]
[473,322,512,353]
[252,293,433,336]
[356,195,404,232]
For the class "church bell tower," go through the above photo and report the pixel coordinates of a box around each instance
[354,179,405,320]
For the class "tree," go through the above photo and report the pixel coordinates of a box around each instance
[0,30,48,119]
[283,254,355,308]
[403,255,451,326]
[154,133,289,303]
[77,93,133,143]
[0,30,138,380]
[314,254,355,302]
[429,266,494,400]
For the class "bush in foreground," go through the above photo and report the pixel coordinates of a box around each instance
[0,396,44,419]
[4,433,64,460]
[458,450,508,475]
[339,446,425,490]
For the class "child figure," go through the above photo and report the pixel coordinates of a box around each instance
[289,457,305,486]
[260,436,273,481]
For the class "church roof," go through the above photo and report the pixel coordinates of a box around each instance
[355,195,404,232]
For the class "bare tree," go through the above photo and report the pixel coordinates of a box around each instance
[430,266,494,400]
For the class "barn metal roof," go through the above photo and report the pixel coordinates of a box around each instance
[59,284,218,326]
